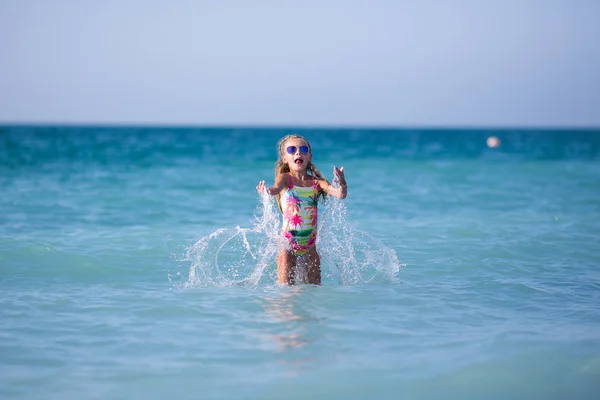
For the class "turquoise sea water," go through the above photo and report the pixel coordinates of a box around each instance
[1,126,599,399]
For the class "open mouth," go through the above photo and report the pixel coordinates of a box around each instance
[294,158,304,165]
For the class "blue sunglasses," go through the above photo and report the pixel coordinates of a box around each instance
[286,145,309,154]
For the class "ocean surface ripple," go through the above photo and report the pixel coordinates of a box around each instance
[1,127,599,399]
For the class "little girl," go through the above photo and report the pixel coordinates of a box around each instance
[257,134,347,285]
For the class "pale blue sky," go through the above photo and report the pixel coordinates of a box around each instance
[1,0,599,127]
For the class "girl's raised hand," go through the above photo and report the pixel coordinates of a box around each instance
[333,166,346,183]
[256,180,266,193]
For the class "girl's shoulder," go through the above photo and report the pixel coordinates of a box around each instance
[315,178,330,190]
[275,173,293,188]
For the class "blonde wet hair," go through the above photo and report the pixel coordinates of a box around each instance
[274,134,327,212]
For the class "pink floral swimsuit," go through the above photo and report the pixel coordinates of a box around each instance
[280,173,321,256]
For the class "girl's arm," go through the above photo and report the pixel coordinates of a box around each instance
[320,180,347,199]
[319,166,347,199]
[256,174,288,196]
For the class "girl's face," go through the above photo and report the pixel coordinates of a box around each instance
[282,138,312,173]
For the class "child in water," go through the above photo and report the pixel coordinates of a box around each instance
[257,134,347,285]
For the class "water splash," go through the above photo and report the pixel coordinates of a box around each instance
[318,174,402,284]
[180,182,402,288]
[182,191,279,288]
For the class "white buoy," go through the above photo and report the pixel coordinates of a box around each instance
[486,136,501,148]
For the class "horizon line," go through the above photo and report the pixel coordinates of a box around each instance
[1,121,600,131]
